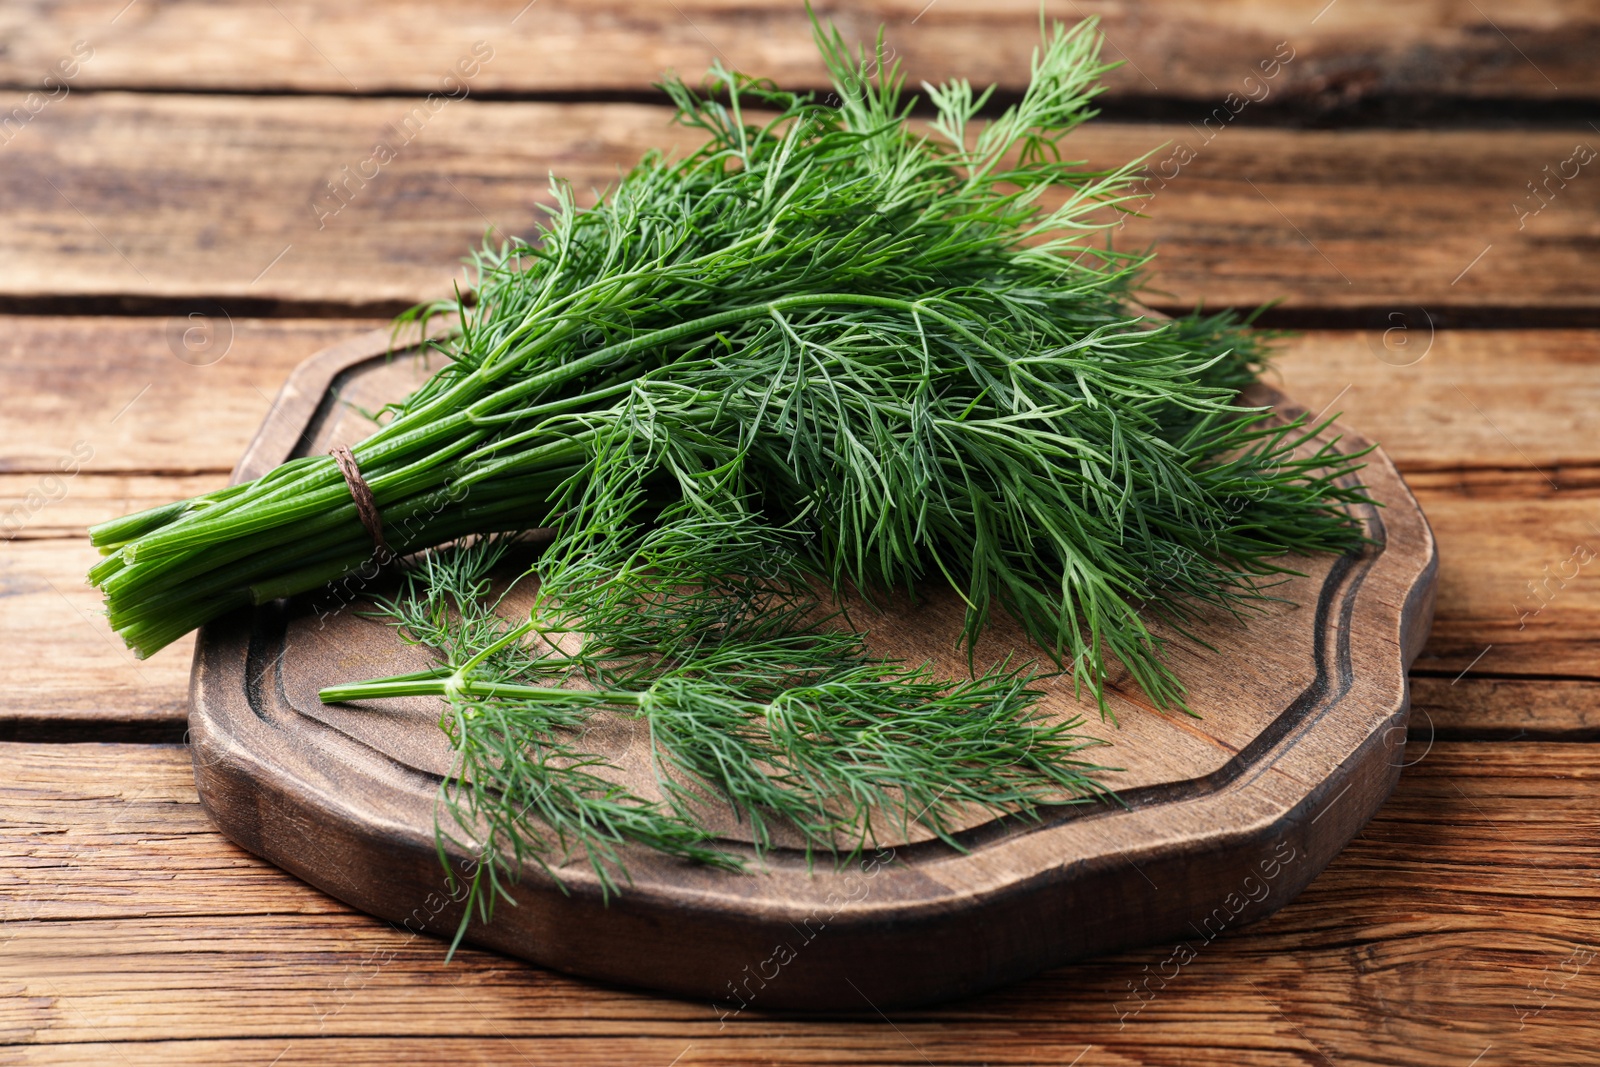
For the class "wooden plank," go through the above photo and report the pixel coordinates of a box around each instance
[7,479,1600,735]
[0,539,190,732]
[0,0,1592,101]
[1,742,1595,1065]
[1271,329,1600,474]
[1,95,1596,311]
[1412,677,1600,740]
[0,96,687,309]
[3,320,1597,475]
[0,317,385,474]
[1410,482,1600,679]
[1,474,223,540]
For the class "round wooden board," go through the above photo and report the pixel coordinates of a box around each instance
[189,327,1437,1011]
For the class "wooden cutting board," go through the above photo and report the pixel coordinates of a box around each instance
[188,326,1437,1011]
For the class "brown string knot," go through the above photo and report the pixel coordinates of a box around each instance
[329,445,388,555]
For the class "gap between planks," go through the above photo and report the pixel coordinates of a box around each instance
[9,299,1600,331]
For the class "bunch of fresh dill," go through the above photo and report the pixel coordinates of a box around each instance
[88,16,1371,928]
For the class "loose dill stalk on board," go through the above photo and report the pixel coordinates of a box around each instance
[328,487,1110,947]
[88,14,1373,932]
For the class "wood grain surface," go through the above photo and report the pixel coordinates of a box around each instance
[2,741,1595,1065]
[2,97,1597,314]
[2,0,1596,1058]
[0,0,1593,101]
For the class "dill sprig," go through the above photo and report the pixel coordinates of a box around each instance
[324,432,1111,943]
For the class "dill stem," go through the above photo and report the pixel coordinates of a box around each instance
[455,618,538,676]
[319,674,643,707]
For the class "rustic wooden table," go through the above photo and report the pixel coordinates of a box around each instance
[2,2,1597,1064]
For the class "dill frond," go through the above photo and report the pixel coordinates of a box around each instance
[90,13,1374,935]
